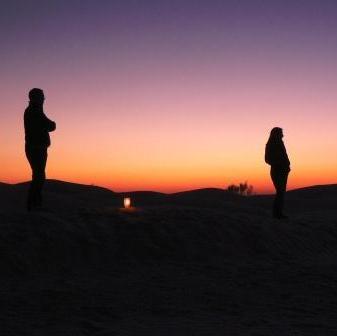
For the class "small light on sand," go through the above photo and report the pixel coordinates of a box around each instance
[124,197,131,209]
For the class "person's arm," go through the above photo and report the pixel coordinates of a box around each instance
[41,113,56,132]
[281,143,291,171]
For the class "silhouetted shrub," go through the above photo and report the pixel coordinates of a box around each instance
[227,182,254,196]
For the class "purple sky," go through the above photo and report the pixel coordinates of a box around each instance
[1,0,337,192]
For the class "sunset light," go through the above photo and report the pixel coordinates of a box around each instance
[1,1,337,193]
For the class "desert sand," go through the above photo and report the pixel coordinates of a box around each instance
[1,180,337,335]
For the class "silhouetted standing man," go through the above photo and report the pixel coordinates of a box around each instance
[24,88,56,211]
[265,127,290,219]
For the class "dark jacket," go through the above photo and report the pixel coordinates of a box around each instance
[265,139,290,170]
[24,105,56,147]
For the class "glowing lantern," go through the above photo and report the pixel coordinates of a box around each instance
[124,197,131,209]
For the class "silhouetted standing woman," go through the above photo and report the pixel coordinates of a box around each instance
[265,127,290,219]
[24,88,56,211]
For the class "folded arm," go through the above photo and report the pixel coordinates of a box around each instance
[42,113,56,132]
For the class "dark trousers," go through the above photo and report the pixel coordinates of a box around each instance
[270,167,289,217]
[25,145,48,210]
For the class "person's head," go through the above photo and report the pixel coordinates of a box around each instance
[29,88,45,105]
[269,127,283,141]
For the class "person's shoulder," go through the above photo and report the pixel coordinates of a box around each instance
[24,107,30,120]
[24,106,39,122]
[24,106,33,115]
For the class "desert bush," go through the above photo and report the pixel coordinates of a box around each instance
[227,181,254,196]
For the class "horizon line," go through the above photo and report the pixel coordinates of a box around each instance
[2,179,337,196]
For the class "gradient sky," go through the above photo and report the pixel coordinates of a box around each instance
[1,0,337,193]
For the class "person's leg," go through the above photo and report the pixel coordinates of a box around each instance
[35,148,47,206]
[271,168,283,218]
[26,146,37,210]
[271,168,289,218]
[25,146,47,210]
[278,171,289,217]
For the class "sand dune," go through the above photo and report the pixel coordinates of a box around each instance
[0,180,337,335]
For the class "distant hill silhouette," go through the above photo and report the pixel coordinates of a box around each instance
[119,191,168,206]
[287,184,337,197]
[121,188,242,207]
[1,179,336,214]
[0,180,120,212]
[16,179,115,195]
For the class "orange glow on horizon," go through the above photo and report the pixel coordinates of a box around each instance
[3,151,336,195]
